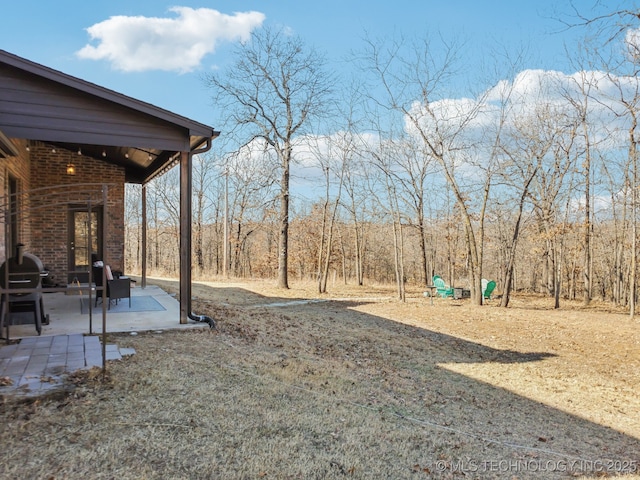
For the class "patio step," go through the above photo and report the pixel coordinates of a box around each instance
[0,334,135,400]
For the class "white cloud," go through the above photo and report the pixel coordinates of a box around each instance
[407,68,640,155]
[405,96,480,146]
[625,27,640,61]
[76,7,265,73]
[398,67,640,185]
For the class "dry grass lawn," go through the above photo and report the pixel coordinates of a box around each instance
[1,278,639,479]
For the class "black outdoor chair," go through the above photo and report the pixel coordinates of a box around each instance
[92,261,131,309]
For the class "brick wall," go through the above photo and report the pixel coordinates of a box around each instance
[0,138,32,263]
[28,141,125,284]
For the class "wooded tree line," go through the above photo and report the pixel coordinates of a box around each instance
[123,7,640,312]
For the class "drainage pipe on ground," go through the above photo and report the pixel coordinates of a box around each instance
[184,137,217,329]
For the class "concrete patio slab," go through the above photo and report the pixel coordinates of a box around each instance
[2,284,208,340]
[0,283,207,402]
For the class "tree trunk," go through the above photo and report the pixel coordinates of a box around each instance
[554,238,562,309]
[630,175,637,317]
[418,219,429,287]
[317,189,329,293]
[392,220,406,301]
[500,173,535,307]
[583,125,591,305]
[278,156,290,289]
[354,220,363,286]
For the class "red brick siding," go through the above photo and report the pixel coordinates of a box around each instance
[0,138,32,262]
[28,141,125,283]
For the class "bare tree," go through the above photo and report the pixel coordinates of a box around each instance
[364,135,409,301]
[341,153,370,286]
[360,34,521,304]
[597,150,629,304]
[603,75,640,315]
[563,2,640,46]
[563,3,640,313]
[205,27,334,288]
[574,22,640,314]
[527,112,580,308]
[124,184,142,273]
[390,136,436,287]
[141,169,180,275]
[226,146,276,277]
[555,58,608,306]
[308,134,349,293]
[192,153,218,274]
[497,103,563,306]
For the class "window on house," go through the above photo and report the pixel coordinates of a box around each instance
[8,176,19,256]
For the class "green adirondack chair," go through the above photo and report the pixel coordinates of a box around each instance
[483,279,496,300]
[433,275,454,298]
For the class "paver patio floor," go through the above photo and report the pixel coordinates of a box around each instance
[0,334,134,399]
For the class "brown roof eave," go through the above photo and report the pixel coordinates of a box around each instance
[136,131,220,185]
[0,49,216,138]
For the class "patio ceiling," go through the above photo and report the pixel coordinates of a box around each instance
[0,49,219,183]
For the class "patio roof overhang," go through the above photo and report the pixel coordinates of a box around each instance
[0,49,219,183]
[0,49,220,326]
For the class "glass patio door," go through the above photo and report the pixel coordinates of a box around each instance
[68,207,102,283]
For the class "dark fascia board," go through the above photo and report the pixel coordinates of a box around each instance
[0,49,217,140]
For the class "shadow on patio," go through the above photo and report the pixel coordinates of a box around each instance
[0,281,210,400]
[3,281,207,341]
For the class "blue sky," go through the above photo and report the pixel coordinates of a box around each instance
[0,0,598,129]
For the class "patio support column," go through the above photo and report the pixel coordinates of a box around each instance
[141,184,147,289]
[179,150,191,324]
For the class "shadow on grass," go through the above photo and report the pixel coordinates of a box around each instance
[153,279,640,475]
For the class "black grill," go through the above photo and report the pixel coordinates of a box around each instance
[0,245,47,336]
[0,251,45,292]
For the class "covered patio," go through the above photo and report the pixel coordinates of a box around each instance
[0,280,210,400]
[4,281,207,340]
[0,49,220,341]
